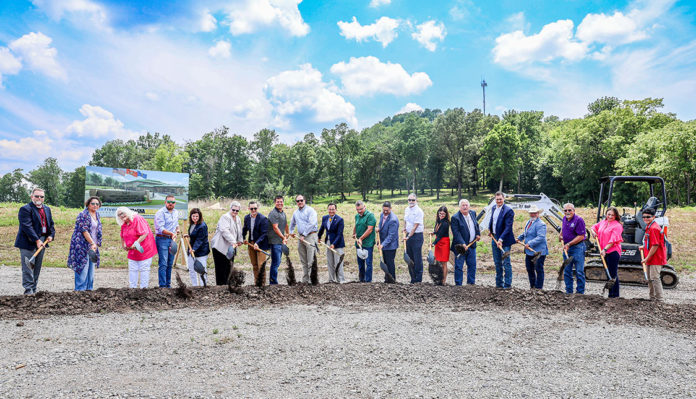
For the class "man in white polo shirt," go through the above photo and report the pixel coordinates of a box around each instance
[403,193,424,283]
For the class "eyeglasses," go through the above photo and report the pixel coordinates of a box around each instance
[231,209,239,213]
[249,208,257,211]
[296,199,304,203]
[90,202,100,206]
[563,210,573,213]
[408,199,415,202]
[166,201,176,204]
[34,195,44,198]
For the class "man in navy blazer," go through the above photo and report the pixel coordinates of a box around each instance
[242,201,269,285]
[15,188,55,295]
[377,201,399,283]
[488,191,515,288]
[318,203,345,283]
[451,199,481,285]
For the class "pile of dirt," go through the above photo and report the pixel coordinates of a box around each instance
[2,283,694,332]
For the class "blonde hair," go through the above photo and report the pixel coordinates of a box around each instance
[115,207,137,226]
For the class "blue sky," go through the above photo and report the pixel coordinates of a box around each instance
[1,0,695,173]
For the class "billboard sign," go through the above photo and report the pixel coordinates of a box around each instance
[85,166,189,219]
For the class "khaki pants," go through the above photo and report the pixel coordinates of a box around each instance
[327,247,345,283]
[248,245,267,285]
[647,264,664,301]
[298,233,318,283]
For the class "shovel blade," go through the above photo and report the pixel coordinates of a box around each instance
[25,256,35,269]
[380,262,395,283]
[561,256,574,268]
[281,244,290,256]
[501,250,511,260]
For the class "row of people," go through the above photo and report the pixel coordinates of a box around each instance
[15,188,666,301]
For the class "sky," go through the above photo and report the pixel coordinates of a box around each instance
[1,0,695,174]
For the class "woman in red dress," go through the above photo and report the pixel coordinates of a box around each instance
[430,206,451,285]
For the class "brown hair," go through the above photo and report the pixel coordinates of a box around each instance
[605,206,620,222]
[189,208,203,225]
[85,196,101,208]
[435,205,450,225]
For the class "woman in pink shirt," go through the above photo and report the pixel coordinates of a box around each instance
[116,207,157,288]
[591,206,623,298]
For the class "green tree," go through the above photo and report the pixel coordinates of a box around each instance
[143,141,190,172]
[587,96,621,116]
[320,123,358,201]
[289,133,322,201]
[62,166,86,208]
[397,114,431,194]
[503,110,544,193]
[479,124,521,192]
[0,169,30,203]
[28,158,64,206]
[249,128,280,196]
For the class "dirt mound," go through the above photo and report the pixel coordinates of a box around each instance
[1,283,694,332]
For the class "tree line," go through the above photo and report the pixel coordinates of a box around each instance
[2,97,694,208]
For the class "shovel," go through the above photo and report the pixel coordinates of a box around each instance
[25,241,46,269]
[594,237,616,295]
[376,235,395,283]
[319,241,344,279]
[427,235,436,267]
[555,248,574,290]
[402,232,415,279]
[356,241,368,260]
[639,247,649,281]
[281,243,290,256]
[499,240,511,260]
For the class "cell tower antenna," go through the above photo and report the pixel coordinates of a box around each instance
[481,78,488,115]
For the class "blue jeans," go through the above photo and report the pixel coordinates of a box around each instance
[270,244,283,284]
[454,246,477,285]
[525,254,545,289]
[491,242,512,288]
[357,246,374,282]
[75,259,95,291]
[564,242,586,294]
[605,251,621,298]
[156,237,174,288]
[406,233,423,283]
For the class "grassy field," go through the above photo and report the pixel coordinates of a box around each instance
[1,194,694,273]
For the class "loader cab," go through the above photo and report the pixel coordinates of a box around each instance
[595,176,668,263]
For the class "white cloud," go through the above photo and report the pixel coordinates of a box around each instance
[65,104,137,139]
[0,134,55,160]
[264,64,357,126]
[492,20,587,66]
[337,17,400,47]
[505,12,527,31]
[9,32,66,80]
[411,20,446,51]
[31,0,107,27]
[225,0,310,37]
[145,92,159,101]
[330,56,432,97]
[199,10,217,32]
[396,103,423,114]
[0,47,22,87]
[369,0,391,7]
[208,40,231,58]
[576,11,647,45]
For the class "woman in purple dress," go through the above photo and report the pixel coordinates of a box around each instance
[67,196,102,291]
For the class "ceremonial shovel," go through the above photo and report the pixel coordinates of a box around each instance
[25,242,46,269]
[402,231,415,278]
[319,241,344,278]
[593,236,616,295]
[555,248,574,291]
[376,235,395,283]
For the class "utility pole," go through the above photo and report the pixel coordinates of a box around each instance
[481,78,487,115]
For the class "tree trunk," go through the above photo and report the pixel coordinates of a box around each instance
[457,173,462,201]
[472,166,478,196]
[685,171,691,205]
[499,177,504,193]
[517,170,521,193]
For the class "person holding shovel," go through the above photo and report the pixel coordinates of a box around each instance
[488,191,515,289]
[403,193,424,283]
[451,199,480,285]
[353,200,376,282]
[640,207,665,302]
[289,195,318,284]
[242,201,269,286]
[211,202,244,285]
[318,203,345,283]
[591,206,624,298]
[67,196,102,291]
[559,203,587,294]
[377,201,399,283]
[154,195,180,288]
[183,208,210,287]
[15,188,55,295]
[268,196,289,285]
[516,206,548,289]
[430,206,451,285]
[117,207,157,289]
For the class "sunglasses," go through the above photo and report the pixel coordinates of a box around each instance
[166,201,176,204]
[408,199,415,202]
[296,199,305,203]
[231,209,239,213]
[90,202,100,206]
[34,195,44,198]
[249,208,257,211]
[563,210,573,213]
[642,215,654,219]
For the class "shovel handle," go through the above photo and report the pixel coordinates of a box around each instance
[32,242,46,257]
[639,247,648,280]
[319,240,339,254]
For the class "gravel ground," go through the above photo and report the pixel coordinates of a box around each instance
[1,264,695,398]
[1,305,695,398]
[1,264,694,305]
